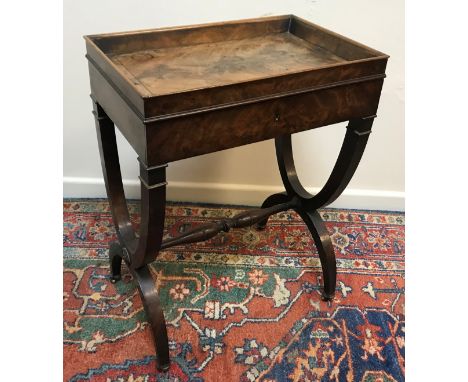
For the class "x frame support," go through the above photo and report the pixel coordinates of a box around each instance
[258,115,375,300]
[93,94,374,372]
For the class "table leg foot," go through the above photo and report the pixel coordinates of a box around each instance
[109,242,123,283]
[157,362,171,373]
[321,292,335,302]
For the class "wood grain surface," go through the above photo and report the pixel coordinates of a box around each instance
[110,32,346,96]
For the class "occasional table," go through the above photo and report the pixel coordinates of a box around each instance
[84,14,388,372]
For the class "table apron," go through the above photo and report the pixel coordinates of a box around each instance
[145,78,383,165]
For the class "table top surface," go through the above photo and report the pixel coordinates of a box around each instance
[109,32,346,97]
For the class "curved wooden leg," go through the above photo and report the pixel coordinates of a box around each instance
[93,98,170,372]
[269,116,375,300]
[275,134,313,200]
[256,192,291,230]
[304,116,375,210]
[132,265,170,371]
[295,209,336,300]
[108,242,170,371]
[132,159,167,269]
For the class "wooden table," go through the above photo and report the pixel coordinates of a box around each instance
[85,15,388,372]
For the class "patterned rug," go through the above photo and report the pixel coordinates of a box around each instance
[63,199,405,382]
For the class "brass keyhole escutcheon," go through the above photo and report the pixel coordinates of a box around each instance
[274,113,280,122]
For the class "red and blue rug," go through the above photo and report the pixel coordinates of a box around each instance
[63,199,405,382]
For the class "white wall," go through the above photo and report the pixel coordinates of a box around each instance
[64,0,404,210]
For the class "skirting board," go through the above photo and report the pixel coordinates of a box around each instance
[63,177,405,211]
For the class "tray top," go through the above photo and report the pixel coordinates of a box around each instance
[109,32,345,97]
[85,15,388,118]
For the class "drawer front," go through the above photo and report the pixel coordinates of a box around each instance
[145,79,383,165]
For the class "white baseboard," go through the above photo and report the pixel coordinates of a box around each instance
[63,177,405,211]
